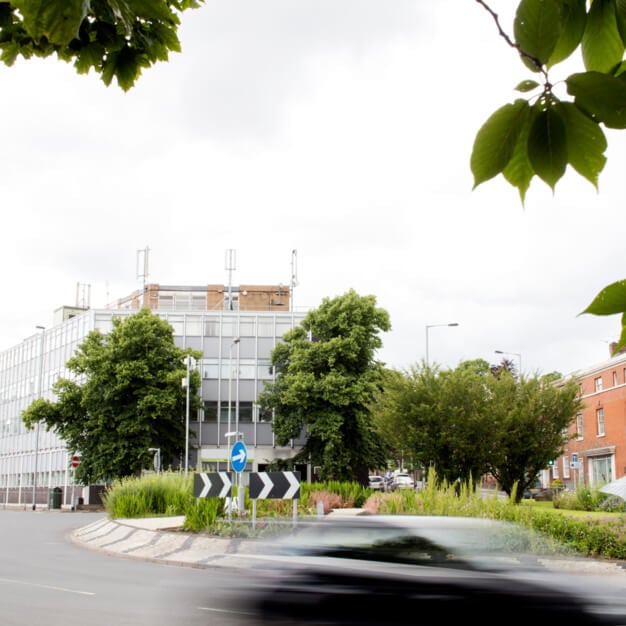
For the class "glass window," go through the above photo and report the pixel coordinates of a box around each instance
[594,376,603,392]
[238,402,253,423]
[239,317,256,336]
[597,408,605,436]
[576,413,583,439]
[203,401,218,422]
[258,320,274,337]
[238,361,256,379]
[185,317,203,336]
[204,320,219,337]
[562,455,570,479]
[202,361,220,379]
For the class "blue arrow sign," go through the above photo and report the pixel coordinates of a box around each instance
[231,440,248,473]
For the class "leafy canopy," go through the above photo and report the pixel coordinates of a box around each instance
[258,289,391,484]
[472,0,625,203]
[0,0,204,90]
[22,308,201,483]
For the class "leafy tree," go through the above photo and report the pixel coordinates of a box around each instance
[472,0,626,202]
[258,289,391,485]
[22,308,201,483]
[373,360,583,500]
[0,0,204,91]
[486,372,583,502]
[373,363,494,487]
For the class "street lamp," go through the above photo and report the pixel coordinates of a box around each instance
[182,355,196,475]
[32,325,45,511]
[227,337,240,470]
[494,350,522,375]
[425,322,459,366]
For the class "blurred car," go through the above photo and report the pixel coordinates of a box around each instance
[389,473,415,491]
[368,475,385,491]
[237,515,626,626]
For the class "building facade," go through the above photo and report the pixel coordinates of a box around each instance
[0,284,308,508]
[552,347,626,491]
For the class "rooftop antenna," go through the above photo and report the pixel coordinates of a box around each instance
[225,249,236,310]
[136,246,150,307]
[76,282,91,309]
[290,249,298,324]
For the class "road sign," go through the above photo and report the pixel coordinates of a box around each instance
[572,453,578,463]
[231,440,247,473]
[193,472,232,498]
[249,471,301,499]
[71,455,80,468]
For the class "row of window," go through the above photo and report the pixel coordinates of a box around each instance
[589,368,626,393]
[574,408,605,439]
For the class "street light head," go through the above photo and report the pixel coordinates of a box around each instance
[233,337,240,344]
[448,323,459,327]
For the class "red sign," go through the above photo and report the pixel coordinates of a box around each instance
[71,455,80,468]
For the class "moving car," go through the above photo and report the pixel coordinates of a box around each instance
[238,515,626,626]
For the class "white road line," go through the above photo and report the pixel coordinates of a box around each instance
[0,577,95,596]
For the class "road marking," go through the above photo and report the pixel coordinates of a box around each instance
[0,577,95,596]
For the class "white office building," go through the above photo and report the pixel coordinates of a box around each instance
[0,283,308,508]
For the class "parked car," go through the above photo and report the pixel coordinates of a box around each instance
[237,515,626,625]
[368,475,385,491]
[389,473,415,491]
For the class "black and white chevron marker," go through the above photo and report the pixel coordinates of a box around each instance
[193,472,233,498]
[249,471,301,500]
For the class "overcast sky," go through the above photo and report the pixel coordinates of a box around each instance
[1,0,624,378]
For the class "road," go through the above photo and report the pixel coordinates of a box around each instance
[0,510,257,626]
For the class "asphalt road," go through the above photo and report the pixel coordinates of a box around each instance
[0,509,258,626]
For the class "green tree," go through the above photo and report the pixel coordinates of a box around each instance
[22,308,201,483]
[486,372,583,502]
[258,289,391,484]
[472,0,626,202]
[373,362,493,487]
[373,360,582,499]
[0,0,204,91]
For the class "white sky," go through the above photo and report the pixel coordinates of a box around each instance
[1,0,624,377]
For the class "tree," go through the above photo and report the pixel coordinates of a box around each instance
[373,362,494,487]
[0,0,204,91]
[486,372,583,502]
[373,360,583,499]
[258,289,391,484]
[22,307,202,483]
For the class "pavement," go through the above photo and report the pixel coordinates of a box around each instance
[70,509,366,570]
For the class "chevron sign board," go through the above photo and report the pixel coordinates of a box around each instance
[249,471,301,500]
[193,472,233,498]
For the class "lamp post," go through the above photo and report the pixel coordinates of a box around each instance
[32,325,45,511]
[494,350,522,376]
[425,322,459,366]
[182,355,195,475]
[227,337,240,470]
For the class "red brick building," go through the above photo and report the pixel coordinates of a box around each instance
[553,344,626,490]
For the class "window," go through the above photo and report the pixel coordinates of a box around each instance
[613,371,618,387]
[596,408,605,436]
[204,320,219,337]
[202,401,218,422]
[562,455,570,479]
[576,413,583,439]
[594,376,603,392]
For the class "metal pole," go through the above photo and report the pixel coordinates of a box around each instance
[425,323,459,367]
[227,338,240,472]
[32,326,45,511]
[184,356,191,475]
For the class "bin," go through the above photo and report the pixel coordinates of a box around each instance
[48,487,62,509]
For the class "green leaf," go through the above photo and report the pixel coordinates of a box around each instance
[548,0,587,66]
[515,79,541,92]
[471,100,530,189]
[12,0,86,45]
[514,0,562,71]
[580,280,626,315]
[503,106,538,204]
[566,71,626,128]
[527,107,567,189]
[582,0,624,72]
[555,101,606,187]
[613,312,626,353]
